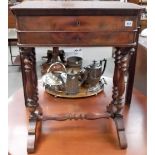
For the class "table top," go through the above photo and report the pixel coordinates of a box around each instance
[11,1,143,16]
[11,1,142,9]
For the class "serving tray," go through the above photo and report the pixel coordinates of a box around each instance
[44,77,106,98]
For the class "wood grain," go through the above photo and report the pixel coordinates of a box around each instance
[17,16,138,31]
[18,31,136,46]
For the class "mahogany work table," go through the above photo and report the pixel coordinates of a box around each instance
[11,1,143,153]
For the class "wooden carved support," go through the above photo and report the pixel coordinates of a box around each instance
[107,47,131,149]
[27,118,42,153]
[42,46,66,63]
[41,47,66,75]
[20,47,42,114]
[125,47,136,105]
[20,47,42,153]
[107,47,130,115]
[34,112,111,121]
[125,26,140,105]
[114,114,127,149]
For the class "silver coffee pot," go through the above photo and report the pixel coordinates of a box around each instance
[65,69,86,95]
[82,59,107,88]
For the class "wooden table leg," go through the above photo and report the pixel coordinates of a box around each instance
[27,118,42,153]
[107,47,130,149]
[125,48,136,105]
[125,26,140,105]
[114,115,127,149]
[41,47,65,75]
[20,47,42,153]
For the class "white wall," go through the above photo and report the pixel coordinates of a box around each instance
[60,47,112,67]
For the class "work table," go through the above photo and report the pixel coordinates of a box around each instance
[11,1,143,153]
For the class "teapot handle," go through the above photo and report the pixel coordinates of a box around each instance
[47,62,66,74]
[79,69,87,86]
[101,58,107,75]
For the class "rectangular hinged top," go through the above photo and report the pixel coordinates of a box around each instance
[11,1,142,9]
[11,1,143,16]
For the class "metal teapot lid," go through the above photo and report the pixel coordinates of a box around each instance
[90,60,102,69]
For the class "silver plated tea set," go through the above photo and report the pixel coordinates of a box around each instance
[42,56,107,98]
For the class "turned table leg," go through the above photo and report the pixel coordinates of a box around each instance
[107,47,130,149]
[20,47,42,153]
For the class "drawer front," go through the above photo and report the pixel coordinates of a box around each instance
[17,16,138,31]
[18,32,135,46]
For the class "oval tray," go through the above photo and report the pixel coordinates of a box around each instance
[44,79,105,98]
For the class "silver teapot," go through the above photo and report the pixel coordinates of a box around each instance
[81,59,107,88]
[42,62,67,92]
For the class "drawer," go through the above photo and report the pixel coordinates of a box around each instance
[18,31,136,46]
[17,16,138,31]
